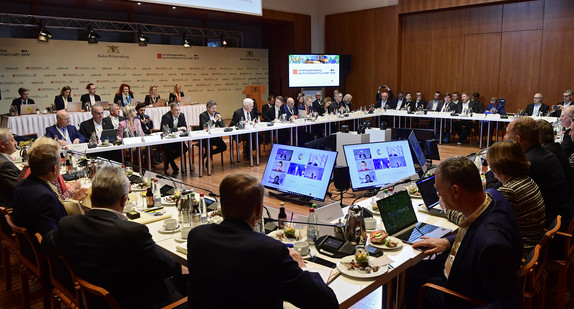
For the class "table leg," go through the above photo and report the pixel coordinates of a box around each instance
[207,138,212,176]
[439,119,443,145]
[138,147,142,173]
[487,121,492,148]
[188,140,193,173]
[290,128,294,145]
[147,146,152,172]
[180,141,186,175]
[249,133,253,167]
[479,121,484,149]
[236,135,240,163]
[198,139,203,177]
[256,133,260,166]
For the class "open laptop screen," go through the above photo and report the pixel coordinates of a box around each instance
[416,175,439,208]
[377,190,418,235]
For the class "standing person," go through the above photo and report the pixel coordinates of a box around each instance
[113,83,134,107]
[160,103,188,172]
[0,128,19,207]
[45,110,86,146]
[169,84,184,104]
[144,85,161,106]
[135,103,154,135]
[80,83,101,111]
[261,95,274,116]
[54,86,72,110]
[186,173,338,308]
[198,100,227,161]
[11,87,36,115]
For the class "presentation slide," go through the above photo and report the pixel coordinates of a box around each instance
[262,144,337,201]
[288,54,340,88]
[343,141,417,191]
[130,0,262,16]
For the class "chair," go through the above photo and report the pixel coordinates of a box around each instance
[0,206,16,290]
[14,133,38,144]
[77,276,187,309]
[47,255,82,309]
[190,125,224,170]
[4,214,51,309]
[552,218,574,309]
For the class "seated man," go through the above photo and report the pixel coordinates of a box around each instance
[229,98,260,159]
[160,103,188,172]
[45,110,86,146]
[12,139,67,236]
[0,128,19,207]
[80,83,101,111]
[187,173,338,308]
[198,100,227,162]
[79,104,113,141]
[525,93,550,116]
[104,103,125,130]
[44,166,184,309]
[135,102,154,135]
[406,156,523,309]
[11,87,36,115]
[559,106,574,157]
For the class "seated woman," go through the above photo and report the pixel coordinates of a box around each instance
[144,85,161,106]
[317,97,333,116]
[113,83,134,106]
[169,83,185,104]
[446,141,546,257]
[298,95,314,116]
[117,105,144,138]
[54,86,72,110]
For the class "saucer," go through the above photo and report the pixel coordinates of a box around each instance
[174,237,187,243]
[158,226,181,234]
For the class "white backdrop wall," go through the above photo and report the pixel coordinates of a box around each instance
[0,38,268,119]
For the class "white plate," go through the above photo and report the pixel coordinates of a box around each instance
[161,196,177,206]
[368,236,404,250]
[408,192,422,199]
[158,226,181,234]
[131,184,148,192]
[267,229,307,244]
[337,255,389,279]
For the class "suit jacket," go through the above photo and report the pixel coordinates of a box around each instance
[45,124,86,143]
[484,103,506,115]
[187,219,338,309]
[103,115,125,130]
[263,105,286,122]
[525,144,573,226]
[47,209,179,309]
[54,95,72,110]
[312,99,322,112]
[444,189,523,308]
[113,93,134,106]
[405,100,424,112]
[79,118,114,140]
[426,99,444,111]
[12,174,67,236]
[144,95,161,106]
[199,111,226,129]
[261,103,273,117]
[160,111,187,132]
[136,114,154,135]
[80,93,101,110]
[415,99,427,109]
[229,108,257,127]
[390,97,405,110]
[469,99,484,113]
[525,103,550,116]
[11,98,36,115]
[282,105,298,120]
[550,102,573,117]
[0,154,20,207]
[562,128,574,157]
[375,89,394,108]
[542,142,574,200]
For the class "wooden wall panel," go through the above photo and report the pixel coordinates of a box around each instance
[429,9,466,94]
[400,12,433,97]
[539,0,574,105]
[465,5,502,34]
[498,30,542,113]
[462,33,501,102]
[399,0,512,14]
[502,0,544,32]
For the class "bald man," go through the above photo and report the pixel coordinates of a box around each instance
[45,110,86,146]
[524,93,550,116]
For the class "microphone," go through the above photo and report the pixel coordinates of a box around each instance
[265,218,344,238]
[155,174,219,201]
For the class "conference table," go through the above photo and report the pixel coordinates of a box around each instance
[135,172,458,309]
[1,104,206,137]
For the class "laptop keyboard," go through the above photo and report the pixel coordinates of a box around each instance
[396,223,439,243]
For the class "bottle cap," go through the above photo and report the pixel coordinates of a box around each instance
[309,208,315,212]
[200,193,205,197]
[154,179,158,182]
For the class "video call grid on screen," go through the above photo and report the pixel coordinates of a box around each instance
[262,144,337,201]
[343,140,417,191]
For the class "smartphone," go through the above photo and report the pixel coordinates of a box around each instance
[308,256,336,268]
[367,245,383,257]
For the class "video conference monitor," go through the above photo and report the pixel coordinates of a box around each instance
[343,140,417,191]
[262,144,338,201]
[408,131,428,174]
[288,54,340,87]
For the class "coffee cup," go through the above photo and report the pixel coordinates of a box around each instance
[181,226,192,239]
[364,218,377,230]
[293,241,309,256]
[163,218,178,230]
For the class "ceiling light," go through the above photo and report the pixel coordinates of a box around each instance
[37,24,52,42]
[221,37,228,48]
[138,31,149,46]
[183,36,191,48]
[87,28,100,44]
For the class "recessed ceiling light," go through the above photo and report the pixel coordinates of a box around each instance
[172,6,176,9]
[137,2,141,5]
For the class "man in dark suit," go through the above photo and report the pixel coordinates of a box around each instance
[538,119,574,202]
[414,91,427,110]
[80,83,101,111]
[469,92,484,113]
[11,87,36,115]
[0,128,19,207]
[103,103,125,130]
[261,95,274,118]
[199,100,227,160]
[506,117,573,229]
[549,90,573,117]
[524,93,550,116]
[12,140,67,236]
[560,106,574,157]
[135,102,154,135]
[44,166,185,309]
[281,97,298,120]
[45,110,86,146]
[375,85,394,108]
[187,173,338,308]
[312,91,323,112]
[79,104,113,141]
[454,92,483,145]
[263,96,289,144]
[160,103,188,172]
[426,91,444,111]
[407,157,523,309]
[390,91,405,110]
[230,98,260,159]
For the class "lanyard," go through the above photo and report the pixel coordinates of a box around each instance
[56,125,70,143]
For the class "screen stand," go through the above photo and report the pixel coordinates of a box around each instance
[269,191,314,207]
[362,188,379,197]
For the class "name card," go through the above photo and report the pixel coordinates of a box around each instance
[426,111,438,116]
[485,114,501,119]
[395,110,408,115]
[143,134,162,143]
[123,136,142,146]
[438,112,452,117]
[315,201,344,222]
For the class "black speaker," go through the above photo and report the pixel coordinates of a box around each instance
[380,121,388,130]
[341,125,349,133]
[340,54,351,74]
[334,166,351,191]
[363,120,371,129]
[357,125,365,134]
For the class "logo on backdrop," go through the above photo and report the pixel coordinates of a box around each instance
[107,46,120,53]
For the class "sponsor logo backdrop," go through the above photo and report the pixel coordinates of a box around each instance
[0,38,268,119]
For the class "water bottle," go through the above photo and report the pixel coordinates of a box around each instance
[153,179,161,205]
[307,204,318,244]
[199,193,207,224]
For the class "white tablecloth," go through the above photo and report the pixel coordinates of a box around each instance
[2,105,205,137]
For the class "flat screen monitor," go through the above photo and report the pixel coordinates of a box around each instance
[408,130,427,173]
[262,144,338,201]
[288,54,340,87]
[343,140,417,191]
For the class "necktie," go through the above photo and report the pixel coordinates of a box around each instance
[62,127,71,144]
[247,112,251,121]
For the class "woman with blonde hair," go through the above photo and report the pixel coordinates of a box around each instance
[169,84,185,103]
[117,105,144,138]
[144,85,161,106]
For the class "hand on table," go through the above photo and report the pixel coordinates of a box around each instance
[411,237,450,256]
[72,187,89,201]
[68,180,82,191]
[288,248,305,268]
[58,139,67,146]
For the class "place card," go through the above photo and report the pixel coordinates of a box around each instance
[123,136,143,146]
[143,134,162,143]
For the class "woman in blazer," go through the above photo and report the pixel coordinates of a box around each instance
[168,84,184,103]
[113,83,134,106]
[54,86,72,110]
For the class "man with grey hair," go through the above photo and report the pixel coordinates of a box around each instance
[283,97,298,120]
[559,105,574,157]
[187,173,338,308]
[103,103,125,129]
[0,128,19,207]
[525,93,550,116]
[79,103,113,140]
[198,100,227,162]
[550,89,573,117]
[45,110,85,146]
[12,139,67,235]
[45,166,185,308]
[230,98,259,159]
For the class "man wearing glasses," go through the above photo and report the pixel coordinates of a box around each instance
[524,93,550,116]
[45,110,86,146]
[550,90,573,117]
[79,104,113,141]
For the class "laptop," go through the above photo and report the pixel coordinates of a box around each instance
[100,129,118,143]
[19,104,38,115]
[99,101,110,110]
[377,190,452,244]
[67,101,82,112]
[416,175,447,218]
[298,109,308,119]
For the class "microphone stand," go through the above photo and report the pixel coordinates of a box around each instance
[265,218,345,238]
[155,173,219,202]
